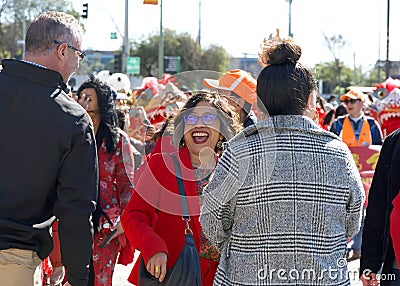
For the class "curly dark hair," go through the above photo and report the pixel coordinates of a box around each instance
[172,90,242,155]
[77,75,119,153]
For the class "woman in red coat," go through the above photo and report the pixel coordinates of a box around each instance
[121,91,241,285]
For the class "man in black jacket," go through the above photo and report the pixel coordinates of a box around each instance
[360,128,400,285]
[0,11,98,286]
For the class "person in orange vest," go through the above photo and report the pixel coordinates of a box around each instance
[330,89,383,263]
[330,90,383,146]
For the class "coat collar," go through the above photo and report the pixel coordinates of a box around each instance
[1,59,69,94]
[231,115,339,144]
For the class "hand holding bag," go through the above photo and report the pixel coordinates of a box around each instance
[138,153,201,286]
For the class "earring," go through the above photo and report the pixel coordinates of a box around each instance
[216,140,223,149]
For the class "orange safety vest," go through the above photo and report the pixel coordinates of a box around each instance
[340,116,372,147]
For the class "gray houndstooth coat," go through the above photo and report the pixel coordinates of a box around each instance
[200,115,365,286]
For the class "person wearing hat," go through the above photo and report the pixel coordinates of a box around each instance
[330,89,383,147]
[330,89,383,263]
[203,69,258,128]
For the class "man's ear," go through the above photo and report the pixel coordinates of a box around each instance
[55,43,67,60]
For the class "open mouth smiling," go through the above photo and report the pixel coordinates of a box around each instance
[191,131,210,144]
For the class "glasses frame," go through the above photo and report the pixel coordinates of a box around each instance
[183,114,218,126]
[53,40,86,60]
[342,98,361,105]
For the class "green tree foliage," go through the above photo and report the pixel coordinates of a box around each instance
[130,28,230,77]
[315,61,352,95]
[0,0,78,60]
[316,33,385,94]
[200,44,230,72]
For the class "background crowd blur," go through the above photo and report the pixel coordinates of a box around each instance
[22,22,400,285]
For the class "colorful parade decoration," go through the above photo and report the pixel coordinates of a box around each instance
[368,77,400,138]
[348,145,381,203]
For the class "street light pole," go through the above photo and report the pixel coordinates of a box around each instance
[287,0,293,38]
[158,0,164,79]
[197,0,201,46]
[122,0,129,74]
[385,0,390,78]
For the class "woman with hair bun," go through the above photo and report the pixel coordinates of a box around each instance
[200,38,365,285]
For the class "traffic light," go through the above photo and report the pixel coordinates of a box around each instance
[82,3,88,19]
[143,0,158,4]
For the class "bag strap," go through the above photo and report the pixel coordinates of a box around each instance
[168,153,193,235]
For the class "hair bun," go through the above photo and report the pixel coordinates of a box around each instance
[259,38,302,66]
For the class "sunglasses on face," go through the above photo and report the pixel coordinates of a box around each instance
[54,40,86,61]
[183,114,218,125]
[343,99,360,104]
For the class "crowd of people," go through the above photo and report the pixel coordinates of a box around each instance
[0,10,400,286]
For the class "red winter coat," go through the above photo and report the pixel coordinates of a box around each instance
[121,146,201,285]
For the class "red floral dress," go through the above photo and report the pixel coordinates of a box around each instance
[93,129,135,286]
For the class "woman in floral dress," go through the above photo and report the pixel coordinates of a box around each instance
[77,76,135,286]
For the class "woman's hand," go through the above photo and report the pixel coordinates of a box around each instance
[146,252,168,282]
[72,93,90,110]
[109,221,124,241]
[360,272,379,286]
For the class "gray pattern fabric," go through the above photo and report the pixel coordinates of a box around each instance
[200,115,365,286]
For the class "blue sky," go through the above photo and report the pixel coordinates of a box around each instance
[72,0,400,70]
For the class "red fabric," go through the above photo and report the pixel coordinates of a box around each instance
[121,146,201,285]
[93,130,135,285]
[41,257,53,286]
[200,258,218,286]
[134,135,177,186]
[390,192,400,262]
[316,106,326,129]
[49,221,62,267]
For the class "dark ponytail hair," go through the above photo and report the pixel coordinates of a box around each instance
[257,39,317,116]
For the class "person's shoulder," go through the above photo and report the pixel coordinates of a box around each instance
[51,94,94,135]
[226,123,258,146]
[334,115,347,122]
[365,115,380,125]
[384,128,400,143]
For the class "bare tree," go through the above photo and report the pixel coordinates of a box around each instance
[323,33,347,87]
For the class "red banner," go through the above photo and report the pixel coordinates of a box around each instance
[348,145,381,206]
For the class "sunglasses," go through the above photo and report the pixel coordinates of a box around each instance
[184,114,218,125]
[54,40,86,61]
[342,99,360,104]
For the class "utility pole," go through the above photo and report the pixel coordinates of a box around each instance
[122,0,129,74]
[158,0,164,79]
[197,0,201,46]
[385,0,390,78]
[287,0,293,38]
